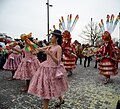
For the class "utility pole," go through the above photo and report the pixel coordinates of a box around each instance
[46,0,53,42]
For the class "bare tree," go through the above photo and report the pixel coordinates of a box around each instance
[80,18,102,45]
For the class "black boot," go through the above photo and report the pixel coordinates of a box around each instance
[67,71,72,77]
[116,100,120,109]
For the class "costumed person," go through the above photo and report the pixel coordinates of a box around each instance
[72,40,79,64]
[55,14,79,76]
[62,30,77,76]
[13,33,40,91]
[97,31,118,84]
[97,14,120,84]
[28,30,68,109]
[3,41,22,80]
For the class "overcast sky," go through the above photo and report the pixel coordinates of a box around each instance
[0,0,120,43]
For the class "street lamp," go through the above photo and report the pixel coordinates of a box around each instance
[46,0,53,42]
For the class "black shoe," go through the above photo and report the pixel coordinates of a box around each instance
[67,71,72,77]
[116,100,120,109]
[55,100,65,108]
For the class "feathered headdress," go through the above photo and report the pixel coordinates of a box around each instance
[50,14,79,40]
[99,14,120,43]
[59,14,79,32]
[99,14,120,34]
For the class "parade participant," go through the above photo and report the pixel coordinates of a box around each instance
[62,30,77,76]
[13,33,40,91]
[51,14,79,76]
[72,40,79,64]
[28,30,68,109]
[97,14,120,84]
[97,31,118,84]
[3,41,22,80]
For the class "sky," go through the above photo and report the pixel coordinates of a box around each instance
[0,0,120,43]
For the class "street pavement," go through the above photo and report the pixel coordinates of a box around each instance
[0,59,120,109]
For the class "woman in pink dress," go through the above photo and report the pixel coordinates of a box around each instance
[3,43,22,80]
[13,35,40,92]
[28,30,68,109]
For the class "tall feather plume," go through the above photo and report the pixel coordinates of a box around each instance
[106,14,110,31]
[61,16,66,31]
[101,19,105,32]
[98,22,104,33]
[109,14,114,33]
[67,15,70,30]
[112,15,120,32]
[59,19,63,31]
[67,14,72,31]
[53,25,56,30]
[99,13,120,36]
[70,14,79,32]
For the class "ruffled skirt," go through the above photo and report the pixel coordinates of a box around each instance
[28,62,68,99]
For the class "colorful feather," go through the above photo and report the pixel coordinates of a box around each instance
[61,16,66,31]
[70,14,79,32]
[112,15,120,31]
[53,25,56,30]
[109,14,114,33]
[99,22,104,33]
[106,14,110,31]
[59,19,63,31]
[67,14,72,31]
[101,19,105,32]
